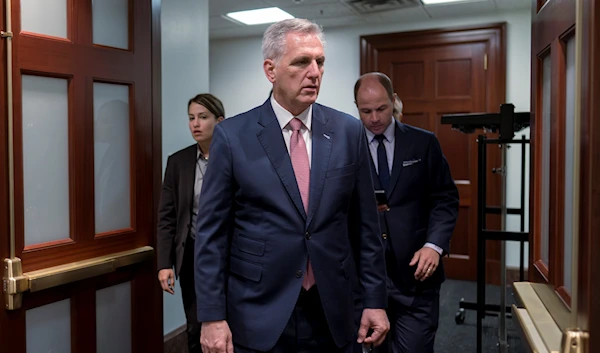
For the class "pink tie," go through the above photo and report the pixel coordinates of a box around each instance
[289,118,315,290]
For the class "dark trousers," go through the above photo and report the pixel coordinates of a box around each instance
[234,287,361,353]
[179,237,201,353]
[377,284,440,353]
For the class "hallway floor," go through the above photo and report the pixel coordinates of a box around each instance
[435,279,525,353]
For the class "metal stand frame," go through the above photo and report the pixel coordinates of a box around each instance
[441,104,530,353]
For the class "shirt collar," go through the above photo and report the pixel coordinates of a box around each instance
[365,119,395,143]
[197,144,208,161]
[270,95,312,131]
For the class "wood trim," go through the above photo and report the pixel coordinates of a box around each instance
[549,38,566,288]
[555,286,571,308]
[0,0,14,350]
[529,51,545,282]
[532,0,577,54]
[578,0,600,348]
[533,259,549,281]
[151,0,162,252]
[537,0,550,13]
[149,1,164,353]
[73,0,91,44]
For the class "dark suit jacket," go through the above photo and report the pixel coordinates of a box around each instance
[194,100,387,351]
[157,144,197,277]
[371,121,459,294]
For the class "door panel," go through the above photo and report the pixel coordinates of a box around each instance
[1,0,162,352]
[515,0,599,351]
[362,25,505,282]
[530,0,575,303]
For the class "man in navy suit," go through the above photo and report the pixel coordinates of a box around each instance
[194,19,389,353]
[354,72,459,353]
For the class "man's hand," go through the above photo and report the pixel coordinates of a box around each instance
[158,269,175,294]
[377,204,389,212]
[357,308,390,347]
[201,321,234,353]
[410,247,440,281]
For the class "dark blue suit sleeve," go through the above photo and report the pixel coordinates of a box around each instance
[426,135,459,255]
[352,126,388,309]
[194,124,234,322]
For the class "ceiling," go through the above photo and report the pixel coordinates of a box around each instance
[209,0,530,39]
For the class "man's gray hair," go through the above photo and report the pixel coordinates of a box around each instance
[262,18,325,63]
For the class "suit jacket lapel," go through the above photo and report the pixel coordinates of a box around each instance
[256,100,307,219]
[387,121,412,197]
[182,144,197,211]
[306,105,332,227]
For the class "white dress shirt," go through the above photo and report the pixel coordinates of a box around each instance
[271,95,312,167]
[364,119,443,256]
[364,120,395,175]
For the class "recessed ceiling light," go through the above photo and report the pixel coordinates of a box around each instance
[421,0,482,5]
[226,7,294,26]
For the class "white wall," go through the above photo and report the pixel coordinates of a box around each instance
[210,9,532,269]
[161,0,209,335]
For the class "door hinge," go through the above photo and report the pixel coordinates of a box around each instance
[0,31,13,38]
[484,53,488,71]
[3,258,29,310]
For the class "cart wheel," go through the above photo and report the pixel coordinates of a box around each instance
[455,308,466,324]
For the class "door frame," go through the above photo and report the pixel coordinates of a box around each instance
[360,23,507,284]
[578,0,599,346]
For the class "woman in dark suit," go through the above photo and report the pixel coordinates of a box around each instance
[157,93,225,353]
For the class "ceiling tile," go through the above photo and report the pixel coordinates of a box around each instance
[423,0,496,18]
[283,2,357,19]
[375,6,430,21]
[493,0,531,10]
[315,15,367,29]
[264,0,340,7]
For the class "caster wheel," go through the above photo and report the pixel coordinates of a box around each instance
[455,308,466,324]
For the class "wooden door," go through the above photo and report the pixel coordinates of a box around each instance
[361,25,505,282]
[577,0,600,348]
[0,0,163,352]
[530,0,576,305]
[528,0,600,350]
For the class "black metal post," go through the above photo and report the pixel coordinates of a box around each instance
[476,135,487,353]
[520,136,526,281]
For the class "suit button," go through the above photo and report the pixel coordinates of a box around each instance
[295,270,303,278]
[382,233,388,240]
[305,232,311,240]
